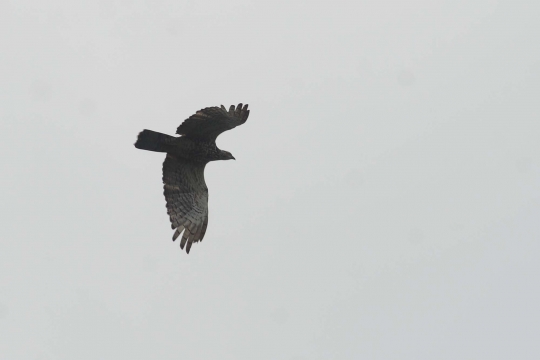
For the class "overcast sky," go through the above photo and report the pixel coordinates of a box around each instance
[1,0,540,359]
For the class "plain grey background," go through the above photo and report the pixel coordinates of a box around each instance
[1,0,539,359]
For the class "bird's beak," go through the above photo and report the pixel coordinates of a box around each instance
[232,156,236,160]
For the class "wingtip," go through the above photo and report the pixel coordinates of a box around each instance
[180,232,188,249]
[172,225,184,241]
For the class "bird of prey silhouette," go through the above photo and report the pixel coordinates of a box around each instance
[135,104,250,254]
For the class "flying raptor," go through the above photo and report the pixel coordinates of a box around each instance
[135,103,250,254]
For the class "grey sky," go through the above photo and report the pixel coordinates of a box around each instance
[1,0,539,359]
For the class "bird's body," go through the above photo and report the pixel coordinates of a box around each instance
[135,104,250,254]
[137,131,225,163]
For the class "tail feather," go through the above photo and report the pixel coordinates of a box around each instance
[134,129,174,152]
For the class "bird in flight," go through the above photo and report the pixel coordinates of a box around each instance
[135,103,250,254]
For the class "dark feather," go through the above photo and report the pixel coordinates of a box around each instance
[135,129,175,152]
[176,104,249,141]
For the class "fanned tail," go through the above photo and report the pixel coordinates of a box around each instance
[134,129,174,153]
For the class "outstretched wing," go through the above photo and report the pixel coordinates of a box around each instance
[163,154,209,254]
[176,103,250,141]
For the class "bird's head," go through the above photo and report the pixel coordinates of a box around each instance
[219,150,235,161]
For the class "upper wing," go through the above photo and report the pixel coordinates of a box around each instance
[163,154,209,254]
[176,103,250,141]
